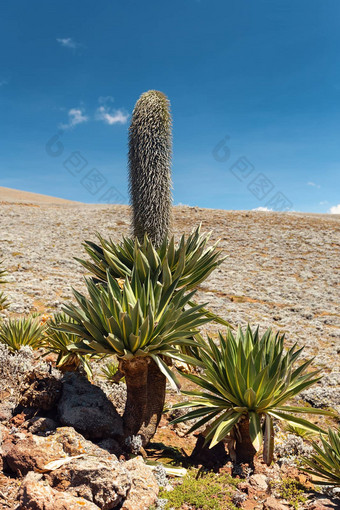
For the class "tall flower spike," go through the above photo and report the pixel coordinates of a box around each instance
[128,90,172,247]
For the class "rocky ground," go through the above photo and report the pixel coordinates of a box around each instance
[0,194,339,509]
[0,345,159,509]
[1,199,339,399]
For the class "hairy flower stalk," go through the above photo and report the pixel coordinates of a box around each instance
[128,90,172,247]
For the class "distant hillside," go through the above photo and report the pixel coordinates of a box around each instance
[0,186,81,205]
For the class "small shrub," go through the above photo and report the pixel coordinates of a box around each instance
[0,344,36,381]
[275,433,314,463]
[152,464,168,488]
[272,478,307,509]
[125,434,143,454]
[0,316,45,351]
[159,469,238,510]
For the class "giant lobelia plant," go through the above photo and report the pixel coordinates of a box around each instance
[61,268,210,445]
[170,325,333,466]
[62,90,227,447]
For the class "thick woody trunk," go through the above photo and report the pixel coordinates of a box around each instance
[234,416,256,466]
[139,358,166,444]
[121,357,149,439]
[121,357,166,447]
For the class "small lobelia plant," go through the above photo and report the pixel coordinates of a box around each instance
[302,428,340,486]
[129,90,172,247]
[60,268,210,445]
[284,423,317,440]
[0,262,9,311]
[0,263,7,285]
[0,292,9,311]
[43,312,93,379]
[100,359,125,383]
[0,316,46,351]
[170,325,333,466]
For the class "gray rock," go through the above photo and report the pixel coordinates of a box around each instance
[275,434,313,461]
[58,372,123,439]
[249,473,268,491]
[47,455,131,509]
[264,496,290,510]
[121,457,159,510]
[300,384,340,415]
[17,471,100,510]
[27,416,57,435]
[5,425,158,510]
[2,429,66,475]
[96,437,123,456]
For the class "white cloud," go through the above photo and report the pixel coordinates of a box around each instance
[60,108,88,130]
[252,207,273,212]
[58,99,128,130]
[56,38,80,50]
[329,204,340,214]
[95,105,129,125]
[307,181,321,188]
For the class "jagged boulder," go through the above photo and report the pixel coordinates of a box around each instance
[17,471,100,510]
[2,427,158,509]
[121,457,159,510]
[46,455,131,509]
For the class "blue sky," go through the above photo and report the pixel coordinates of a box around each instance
[0,0,339,213]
